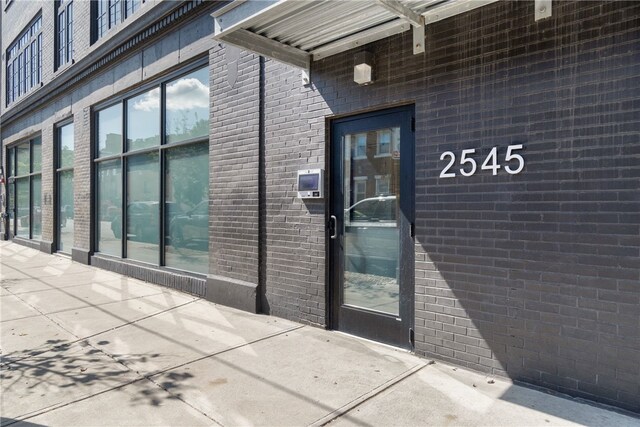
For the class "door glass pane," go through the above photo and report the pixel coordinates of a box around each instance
[343,127,401,315]
[32,175,42,240]
[165,67,209,144]
[165,143,209,274]
[127,152,159,264]
[97,104,122,158]
[59,123,74,168]
[97,159,122,256]
[127,88,160,151]
[58,170,74,252]
[16,178,30,237]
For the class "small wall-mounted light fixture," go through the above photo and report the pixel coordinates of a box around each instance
[354,51,374,85]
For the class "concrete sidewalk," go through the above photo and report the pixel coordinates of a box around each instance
[1,241,637,427]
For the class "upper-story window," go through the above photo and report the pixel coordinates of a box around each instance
[5,15,42,106]
[56,0,74,69]
[93,0,144,42]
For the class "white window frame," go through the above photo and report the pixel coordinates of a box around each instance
[353,176,367,202]
[375,175,390,196]
[353,133,367,160]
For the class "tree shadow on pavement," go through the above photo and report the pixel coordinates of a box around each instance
[0,338,195,426]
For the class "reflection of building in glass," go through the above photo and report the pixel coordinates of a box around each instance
[349,128,400,204]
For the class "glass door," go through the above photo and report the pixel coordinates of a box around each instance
[330,106,414,349]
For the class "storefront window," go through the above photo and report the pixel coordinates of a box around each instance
[8,136,42,239]
[94,65,209,274]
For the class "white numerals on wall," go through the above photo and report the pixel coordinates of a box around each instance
[439,144,525,178]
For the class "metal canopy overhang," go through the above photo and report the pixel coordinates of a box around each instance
[212,0,501,74]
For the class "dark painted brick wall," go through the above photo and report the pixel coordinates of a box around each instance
[209,45,261,285]
[262,60,327,324]
[267,0,639,412]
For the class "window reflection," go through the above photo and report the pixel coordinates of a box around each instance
[94,65,209,273]
[97,159,122,256]
[59,123,75,168]
[126,152,160,264]
[127,88,160,151]
[16,143,30,175]
[16,179,30,237]
[165,67,209,144]
[98,104,122,157]
[58,170,74,252]
[32,137,42,172]
[31,176,42,240]
[165,143,209,274]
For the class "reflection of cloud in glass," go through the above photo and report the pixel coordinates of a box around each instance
[132,88,160,112]
[133,78,208,112]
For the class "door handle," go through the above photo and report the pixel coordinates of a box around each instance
[329,215,337,239]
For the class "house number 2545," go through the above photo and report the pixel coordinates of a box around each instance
[439,144,525,178]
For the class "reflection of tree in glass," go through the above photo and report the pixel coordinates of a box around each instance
[60,147,74,168]
[167,144,208,210]
[168,112,208,144]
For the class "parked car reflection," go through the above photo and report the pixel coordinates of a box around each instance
[111,201,165,242]
[168,200,208,250]
[345,195,398,278]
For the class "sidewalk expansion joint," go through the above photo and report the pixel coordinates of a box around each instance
[140,324,306,427]
[144,324,307,380]
[2,289,199,364]
[308,362,429,427]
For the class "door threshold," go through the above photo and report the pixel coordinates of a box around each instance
[332,330,413,353]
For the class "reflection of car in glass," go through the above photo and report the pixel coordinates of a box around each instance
[345,196,398,278]
[59,205,73,227]
[347,195,396,223]
[168,201,208,250]
[111,202,161,242]
[64,204,74,219]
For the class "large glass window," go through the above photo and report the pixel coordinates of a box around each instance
[95,65,209,274]
[7,137,42,239]
[56,122,75,253]
[56,1,74,69]
[94,0,144,42]
[5,16,42,105]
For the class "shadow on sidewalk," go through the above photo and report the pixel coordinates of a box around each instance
[0,338,196,426]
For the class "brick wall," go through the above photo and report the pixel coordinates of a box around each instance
[262,60,327,324]
[268,0,639,412]
[209,45,260,284]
